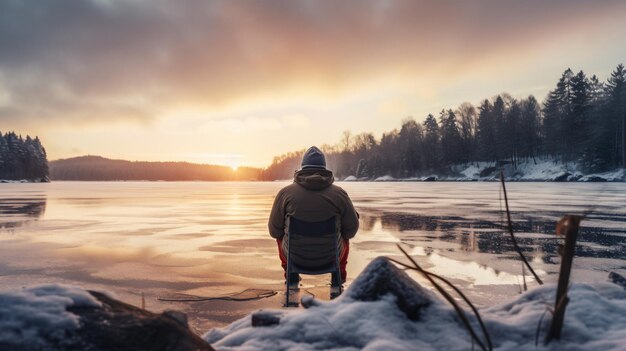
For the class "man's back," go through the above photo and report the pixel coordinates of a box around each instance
[268,168,359,241]
[268,146,359,284]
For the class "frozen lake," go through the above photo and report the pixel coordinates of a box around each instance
[1,181,625,332]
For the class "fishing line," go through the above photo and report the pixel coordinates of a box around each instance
[157,288,277,302]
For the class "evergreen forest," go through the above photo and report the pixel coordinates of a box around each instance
[0,132,49,181]
[263,65,626,180]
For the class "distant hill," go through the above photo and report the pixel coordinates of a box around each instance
[49,156,261,181]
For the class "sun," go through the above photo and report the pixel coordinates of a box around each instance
[231,165,239,172]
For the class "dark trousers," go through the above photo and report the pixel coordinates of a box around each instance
[276,238,350,283]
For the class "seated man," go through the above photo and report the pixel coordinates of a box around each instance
[268,146,359,284]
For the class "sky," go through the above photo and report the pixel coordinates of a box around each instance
[1,0,625,168]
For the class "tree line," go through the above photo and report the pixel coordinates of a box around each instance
[0,131,49,181]
[50,155,261,181]
[262,64,626,180]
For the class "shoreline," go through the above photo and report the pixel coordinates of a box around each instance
[3,178,625,183]
[4,261,625,350]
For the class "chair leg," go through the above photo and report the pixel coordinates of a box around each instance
[329,240,342,299]
[285,246,291,307]
[284,244,300,307]
[330,265,342,300]
[285,278,301,307]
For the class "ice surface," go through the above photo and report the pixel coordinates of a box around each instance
[1,181,625,331]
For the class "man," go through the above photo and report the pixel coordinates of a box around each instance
[268,146,359,285]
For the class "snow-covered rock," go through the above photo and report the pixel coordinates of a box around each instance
[205,258,626,350]
[345,257,432,320]
[343,175,358,181]
[0,284,213,351]
[0,284,101,349]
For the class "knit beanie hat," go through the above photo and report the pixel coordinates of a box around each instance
[300,146,327,170]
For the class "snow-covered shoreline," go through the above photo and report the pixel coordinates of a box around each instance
[2,259,626,350]
[0,178,50,183]
[342,159,626,182]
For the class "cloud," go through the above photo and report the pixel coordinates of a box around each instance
[281,114,310,129]
[0,0,625,127]
[204,114,310,134]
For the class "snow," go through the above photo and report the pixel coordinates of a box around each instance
[465,159,625,181]
[1,267,625,351]
[508,159,575,181]
[0,272,625,350]
[0,284,101,348]
[343,175,358,181]
[340,159,625,182]
[579,168,625,182]
[449,159,581,181]
[458,163,487,179]
[374,175,396,181]
[204,264,626,350]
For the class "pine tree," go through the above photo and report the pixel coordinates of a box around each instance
[569,70,591,160]
[476,99,496,161]
[589,75,605,103]
[505,99,522,165]
[457,102,477,162]
[422,114,441,170]
[356,159,370,178]
[605,64,626,168]
[543,89,561,158]
[555,69,575,159]
[379,131,401,177]
[492,96,506,161]
[519,96,541,161]
[398,118,423,176]
[33,136,49,179]
[0,132,6,178]
[440,109,463,165]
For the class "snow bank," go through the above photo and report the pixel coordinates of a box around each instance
[204,258,626,350]
[0,284,101,349]
[374,175,396,182]
[510,159,574,181]
[458,162,488,179]
[579,168,625,182]
[338,159,624,182]
[456,159,625,182]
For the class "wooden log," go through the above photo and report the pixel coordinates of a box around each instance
[545,215,582,344]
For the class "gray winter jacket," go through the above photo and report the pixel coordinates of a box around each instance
[268,169,359,264]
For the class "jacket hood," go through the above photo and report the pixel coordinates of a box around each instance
[294,169,334,190]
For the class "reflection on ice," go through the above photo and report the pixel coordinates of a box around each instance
[410,246,535,286]
[359,210,626,262]
[0,197,46,230]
